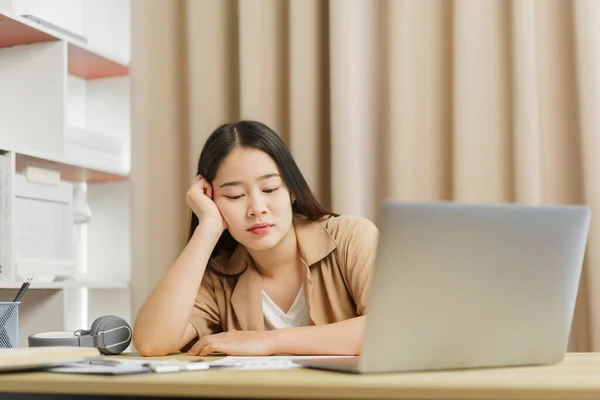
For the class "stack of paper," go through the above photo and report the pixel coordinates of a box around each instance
[0,346,100,372]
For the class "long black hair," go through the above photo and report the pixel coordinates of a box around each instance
[189,120,335,262]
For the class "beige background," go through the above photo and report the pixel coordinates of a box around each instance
[129,0,600,351]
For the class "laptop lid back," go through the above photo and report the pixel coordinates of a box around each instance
[359,202,590,373]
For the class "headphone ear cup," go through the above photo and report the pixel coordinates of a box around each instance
[89,316,107,336]
[93,315,132,356]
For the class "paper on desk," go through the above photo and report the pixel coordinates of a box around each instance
[46,358,205,375]
[46,356,355,373]
[209,355,354,370]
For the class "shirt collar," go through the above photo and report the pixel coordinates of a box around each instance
[292,214,338,267]
[222,215,338,330]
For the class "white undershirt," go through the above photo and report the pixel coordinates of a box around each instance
[262,284,309,330]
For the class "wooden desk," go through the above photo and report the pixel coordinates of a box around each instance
[1,353,600,399]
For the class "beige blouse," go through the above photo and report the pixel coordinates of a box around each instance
[188,214,379,340]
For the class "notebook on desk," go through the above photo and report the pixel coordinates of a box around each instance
[0,346,100,372]
[296,201,591,374]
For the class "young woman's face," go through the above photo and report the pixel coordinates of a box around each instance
[212,147,294,251]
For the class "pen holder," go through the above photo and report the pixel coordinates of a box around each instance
[0,302,19,348]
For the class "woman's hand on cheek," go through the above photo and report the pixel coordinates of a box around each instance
[187,330,276,356]
[213,203,228,232]
[187,175,227,232]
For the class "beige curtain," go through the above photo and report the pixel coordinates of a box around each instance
[130,0,600,351]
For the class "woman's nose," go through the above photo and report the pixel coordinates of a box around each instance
[247,194,268,216]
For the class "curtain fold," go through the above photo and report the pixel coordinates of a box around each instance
[288,0,330,206]
[573,0,600,351]
[328,0,380,220]
[385,0,453,202]
[510,0,541,205]
[130,1,188,320]
[131,0,600,351]
[184,0,240,174]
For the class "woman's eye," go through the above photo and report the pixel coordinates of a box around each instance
[225,195,244,200]
[264,187,279,194]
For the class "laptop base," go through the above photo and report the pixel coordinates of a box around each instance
[295,357,361,373]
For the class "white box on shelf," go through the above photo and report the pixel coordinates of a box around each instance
[13,174,76,282]
[0,41,65,157]
[23,166,61,186]
[65,75,130,174]
[64,125,125,174]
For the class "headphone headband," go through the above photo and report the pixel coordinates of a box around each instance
[28,315,132,355]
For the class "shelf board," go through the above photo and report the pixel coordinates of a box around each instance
[68,42,129,79]
[0,10,129,79]
[16,152,129,183]
[0,10,56,47]
[0,281,129,289]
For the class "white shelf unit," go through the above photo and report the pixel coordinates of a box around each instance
[0,39,130,175]
[0,2,132,347]
[0,0,130,65]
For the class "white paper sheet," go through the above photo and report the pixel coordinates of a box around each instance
[208,355,354,370]
[46,355,356,374]
[47,358,209,375]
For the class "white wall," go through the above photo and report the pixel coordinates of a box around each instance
[84,0,131,64]
[86,181,130,283]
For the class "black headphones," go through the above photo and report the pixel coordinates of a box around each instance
[28,315,132,355]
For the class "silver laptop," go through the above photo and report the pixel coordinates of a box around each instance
[296,201,591,373]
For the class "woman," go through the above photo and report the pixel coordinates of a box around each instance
[133,120,379,357]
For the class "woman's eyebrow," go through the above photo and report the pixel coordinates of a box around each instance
[219,173,280,189]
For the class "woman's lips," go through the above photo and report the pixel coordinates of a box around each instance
[249,225,273,235]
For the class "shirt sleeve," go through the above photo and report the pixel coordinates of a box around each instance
[187,271,222,341]
[336,216,380,315]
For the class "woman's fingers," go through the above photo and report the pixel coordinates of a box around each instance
[204,183,214,199]
[189,334,219,356]
[199,343,220,357]
[192,174,203,187]
[190,175,210,198]
[193,175,215,198]
[188,339,206,356]
[186,174,224,230]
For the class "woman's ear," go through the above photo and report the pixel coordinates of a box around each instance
[290,193,296,205]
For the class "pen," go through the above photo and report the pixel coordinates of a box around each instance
[0,278,32,326]
[148,362,212,373]
[12,277,33,302]
[84,359,122,366]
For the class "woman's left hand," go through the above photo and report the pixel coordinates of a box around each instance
[187,330,276,356]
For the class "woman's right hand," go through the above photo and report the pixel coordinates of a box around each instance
[186,175,227,232]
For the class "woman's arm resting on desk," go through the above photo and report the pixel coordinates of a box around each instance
[133,221,222,356]
[187,316,366,356]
